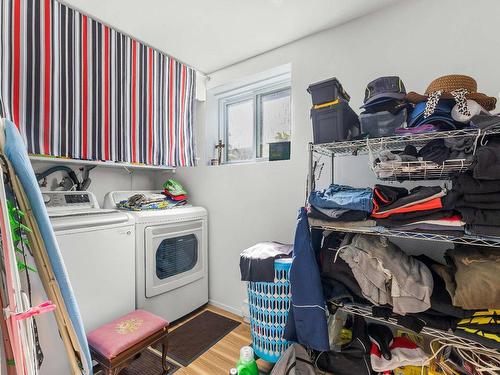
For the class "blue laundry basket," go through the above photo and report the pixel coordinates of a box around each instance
[247,258,292,363]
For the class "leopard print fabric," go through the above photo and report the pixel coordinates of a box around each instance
[424,90,443,118]
[423,88,471,118]
[450,89,471,117]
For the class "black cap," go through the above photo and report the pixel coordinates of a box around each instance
[364,76,406,105]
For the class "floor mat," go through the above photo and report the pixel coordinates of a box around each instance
[158,310,240,366]
[117,349,179,374]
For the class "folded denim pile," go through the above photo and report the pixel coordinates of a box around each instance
[319,232,500,346]
[308,184,375,228]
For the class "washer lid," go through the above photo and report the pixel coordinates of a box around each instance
[49,210,132,231]
[48,208,118,218]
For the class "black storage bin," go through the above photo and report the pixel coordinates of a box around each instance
[311,100,360,144]
[307,77,350,105]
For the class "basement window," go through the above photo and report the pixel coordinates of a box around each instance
[217,70,291,163]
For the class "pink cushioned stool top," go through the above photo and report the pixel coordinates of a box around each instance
[87,310,168,359]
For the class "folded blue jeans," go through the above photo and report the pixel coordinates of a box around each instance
[309,184,373,212]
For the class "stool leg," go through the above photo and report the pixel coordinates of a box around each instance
[161,336,170,374]
[104,368,120,375]
[103,357,136,375]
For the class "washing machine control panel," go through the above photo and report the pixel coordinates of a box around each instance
[42,191,98,209]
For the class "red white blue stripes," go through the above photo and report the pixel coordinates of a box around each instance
[0,0,196,166]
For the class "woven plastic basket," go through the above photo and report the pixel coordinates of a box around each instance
[247,258,292,363]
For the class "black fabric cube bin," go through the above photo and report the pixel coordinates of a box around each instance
[360,109,407,138]
[307,77,350,105]
[311,101,360,144]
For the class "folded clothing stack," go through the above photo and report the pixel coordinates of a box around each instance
[449,172,500,237]
[473,138,500,180]
[162,178,188,205]
[307,183,467,234]
[371,185,465,233]
[117,193,182,211]
[307,184,374,227]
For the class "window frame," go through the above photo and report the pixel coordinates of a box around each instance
[218,73,291,164]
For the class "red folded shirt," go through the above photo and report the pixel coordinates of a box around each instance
[163,191,187,201]
[371,197,443,219]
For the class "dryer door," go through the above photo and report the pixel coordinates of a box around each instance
[144,220,205,298]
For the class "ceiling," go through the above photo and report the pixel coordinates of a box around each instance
[62,0,400,73]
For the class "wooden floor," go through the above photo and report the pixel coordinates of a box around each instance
[150,304,273,375]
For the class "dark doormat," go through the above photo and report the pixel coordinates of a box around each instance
[118,349,179,374]
[156,310,240,366]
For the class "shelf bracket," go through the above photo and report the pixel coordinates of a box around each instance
[122,166,133,175]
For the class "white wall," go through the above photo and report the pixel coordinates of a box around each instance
[169,0,500,315]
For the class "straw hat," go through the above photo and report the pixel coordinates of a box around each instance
[406,75,496,111]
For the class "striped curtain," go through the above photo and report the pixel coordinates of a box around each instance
[0,0,196,167]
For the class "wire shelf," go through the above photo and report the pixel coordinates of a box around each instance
[372,159,472,181]
[336,304,500,352]
[313,128,500,156]
[310,224,500,248]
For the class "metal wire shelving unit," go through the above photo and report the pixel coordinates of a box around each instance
[307,127,500,249]
[309,222,500,248]
[312,128,500,157]
[334,304,500,353]
[307,127,500,356]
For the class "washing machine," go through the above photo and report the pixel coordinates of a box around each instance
[33,191,136,375]
[104,191,208,322]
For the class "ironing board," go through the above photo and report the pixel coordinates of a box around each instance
[1,119,92,374]
[0,161,38,374]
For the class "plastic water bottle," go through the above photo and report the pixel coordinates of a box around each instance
[229,368,238,375]
[236,346,259,375]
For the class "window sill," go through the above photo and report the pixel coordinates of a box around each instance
[209,158,291,167]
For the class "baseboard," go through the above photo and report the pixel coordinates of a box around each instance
[208,299,243,317]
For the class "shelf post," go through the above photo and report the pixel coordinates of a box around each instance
[307,142,314,197]
[331,152,335,185]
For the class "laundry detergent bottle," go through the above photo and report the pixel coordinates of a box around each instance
[236,346,259,375]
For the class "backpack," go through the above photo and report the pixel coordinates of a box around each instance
[315,315,375,375]
[270,344,316,375]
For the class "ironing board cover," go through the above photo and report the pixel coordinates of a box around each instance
[3,119,92,374]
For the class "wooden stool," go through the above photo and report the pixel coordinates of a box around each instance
[87,310,170,375]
